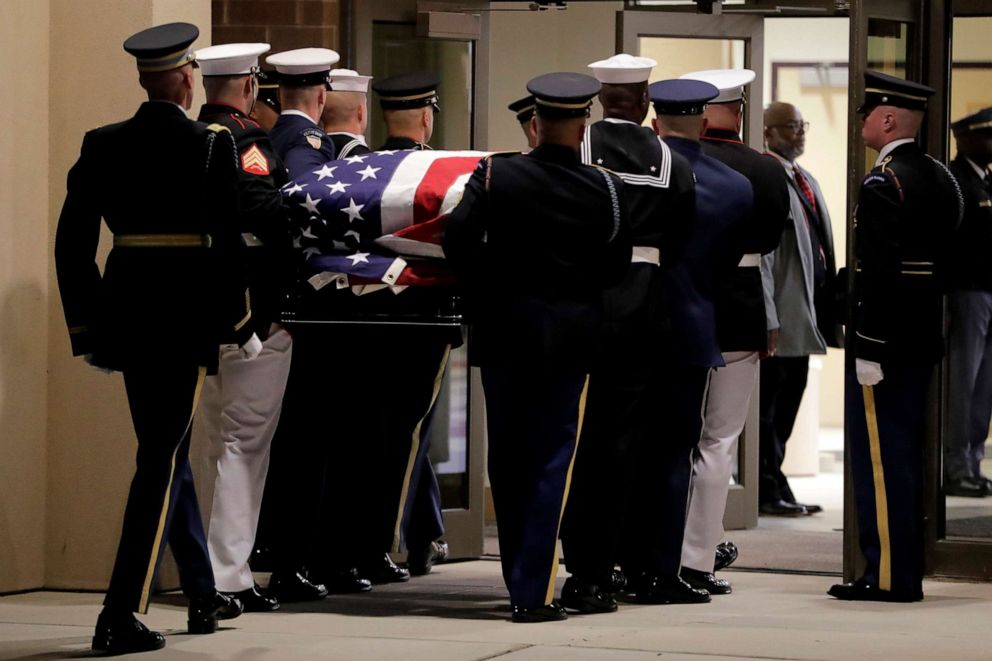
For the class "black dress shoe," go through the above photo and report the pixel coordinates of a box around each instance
[827,578,922,602]
[604,568,627,594]
[759,499,807,516]
[792,501,823,514]
[358,553,411,584]
[680,567,732,595]
[268,568,329,602]
[511,600,568,623]
[324,568,373,594]
[714,541,738,572]
[92,609,166,654]
[223,584,279,612]
[634,575,711,604]
[945,477,988,498]
[407,539,449,576]
[560,577,618,614]
[187,591,243,634]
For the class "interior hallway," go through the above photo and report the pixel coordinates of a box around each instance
[2,561,991,660]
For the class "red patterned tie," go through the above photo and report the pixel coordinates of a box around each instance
[794,166,817,213]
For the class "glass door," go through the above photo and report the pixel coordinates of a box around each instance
[349,0,487,561]
[620,10,764,530]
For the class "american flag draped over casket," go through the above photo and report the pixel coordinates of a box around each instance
[282,149,489,294]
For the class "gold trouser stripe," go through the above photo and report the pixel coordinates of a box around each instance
[544,374,590,605]
[862,385,892,592]
[138,366,208,612]
[391,346,452,552]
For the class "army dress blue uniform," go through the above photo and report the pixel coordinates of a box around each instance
[832,72,963,602]
[443,72,632,619]
[943,108,992,494]
[560,113,696,598]
[54,56,253,620]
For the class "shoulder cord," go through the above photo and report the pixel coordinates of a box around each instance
[926,155,965,225]
[596,167,621,242]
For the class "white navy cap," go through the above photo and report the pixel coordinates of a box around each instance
[265,47,340,86]
[327,68,372,93]
[680,68,756,103]
[195,43,270,76]
[588,54,657,84]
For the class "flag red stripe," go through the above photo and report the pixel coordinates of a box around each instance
[412,156,482,224]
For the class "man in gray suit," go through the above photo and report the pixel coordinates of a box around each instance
[759,102,843,516]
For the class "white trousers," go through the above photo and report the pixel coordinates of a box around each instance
[681,351,759,573]
[197,326,293,592]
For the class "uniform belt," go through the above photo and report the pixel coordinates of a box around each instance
[113,233,212,248]
[631,246,660,265]
[738,253,760,267]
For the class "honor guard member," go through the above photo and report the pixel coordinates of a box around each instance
[319,67,413,584]
[626,79,753,601]
[508,95,538,149]
[322,68,373,158]
[266,47,339,176]
[443,72,632,622]
[252,70,281,130]
[373,71,440,152]
[372,70,453,577]
[559,54,695,614]
[760,102,840,516]
[943,107,992,497]
[54,22,253,655]
[194,42,295,613]
[676,68,789,591]
[830,72,963,602]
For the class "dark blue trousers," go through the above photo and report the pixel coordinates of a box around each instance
[845,360,931,598]
[945,290,992,481]
[105,364,214,613]
[483,364,587,609]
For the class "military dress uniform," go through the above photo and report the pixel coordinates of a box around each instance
[831,72,962,602]
[943,108,992,495]
[53,23,250,653]
[559,55,696,611]
[677,69,789,579]
[622,80,754,600]
[444,72,632,621]
[193,43,295,606]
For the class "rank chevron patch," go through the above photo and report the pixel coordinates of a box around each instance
[241,144,270,176]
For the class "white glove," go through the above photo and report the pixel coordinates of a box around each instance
[83,354,113,374]
[240,333,263,361]
[856,358,884,386]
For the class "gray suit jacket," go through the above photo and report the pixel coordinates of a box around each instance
[762,154,831,357]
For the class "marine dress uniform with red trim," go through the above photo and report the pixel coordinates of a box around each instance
[830,72,962,602]
[444,72,632,623]
[54,23,252,655]
[194,42,295,611]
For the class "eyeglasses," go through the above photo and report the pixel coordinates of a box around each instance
[769,121,810,133]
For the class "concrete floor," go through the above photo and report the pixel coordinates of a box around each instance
[2,561,991,660]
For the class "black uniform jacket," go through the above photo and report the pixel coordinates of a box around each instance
[852,141,963,364]
[442,144,633,371]
[947,155,992,292]
[269,112,336,178]
[701,128,789,351]
[582,119,695,347]
[198,103,292,341]
[54,101,252,372]
[328,132,371,159]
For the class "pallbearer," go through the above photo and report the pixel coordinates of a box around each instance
[322,68,374,158]
[443,72,632,622]
[54,22,252,655]
[508,94,538,149]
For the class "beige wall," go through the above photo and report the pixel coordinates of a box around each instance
[486,1,623,151]
[42,0,211,591]
[0,0,52,594]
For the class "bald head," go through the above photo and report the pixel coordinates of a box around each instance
[321,91,368,135]
[599,81,649,124]
[764,101,806,161]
